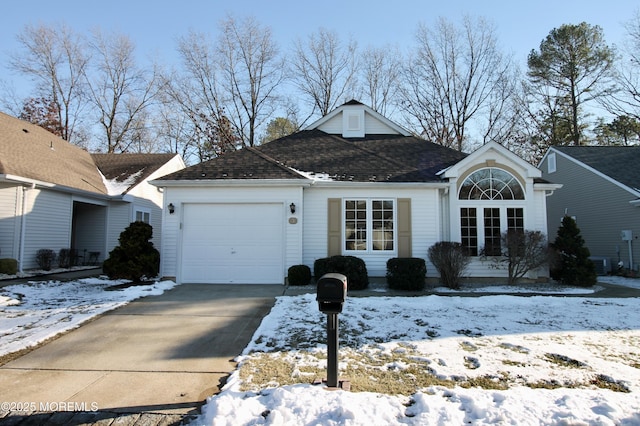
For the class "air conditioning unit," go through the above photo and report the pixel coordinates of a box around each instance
[589,257,610,275]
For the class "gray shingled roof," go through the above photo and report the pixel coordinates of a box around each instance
[0,111,107,194]
[159,130,467,183]
[554,146,640,191]
[92,153,179,194]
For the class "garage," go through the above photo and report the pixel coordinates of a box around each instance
[180,203,284,284]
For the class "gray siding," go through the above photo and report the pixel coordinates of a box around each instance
[541,152,640,271]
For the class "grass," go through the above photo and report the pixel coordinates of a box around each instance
[236,344,632,395]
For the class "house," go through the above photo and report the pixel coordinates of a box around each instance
[0,111,185,272]
[153,100,558,285]
[539,146,640,274]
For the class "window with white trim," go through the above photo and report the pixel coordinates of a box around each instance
[460,207,524,256]
[459,168,525,256]
[344,199,395,252]
[459,168,524,200]
[547,153,556,173]
[135,208,150,224]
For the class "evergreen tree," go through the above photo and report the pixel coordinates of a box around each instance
[550,216,597,287]
[103,221,160,282]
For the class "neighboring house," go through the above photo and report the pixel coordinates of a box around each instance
[0,111,185,271]
[539,146,640,273]
[153,100,558,285]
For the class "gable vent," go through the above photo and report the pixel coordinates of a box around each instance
[342,108,365,138]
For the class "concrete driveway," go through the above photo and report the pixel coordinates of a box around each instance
[0,283,284,424]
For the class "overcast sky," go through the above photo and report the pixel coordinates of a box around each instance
[0,0,636,100]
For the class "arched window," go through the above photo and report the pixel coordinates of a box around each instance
[459,168,524,200]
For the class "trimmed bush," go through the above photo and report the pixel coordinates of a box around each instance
[36,249,56,271]
[314,255,369,290]
[386,257,426,290]
[428,241,470,290]
[58,248,75,268]
[0,258,18,275]
[288,264,312,286]
[103,221,160,283]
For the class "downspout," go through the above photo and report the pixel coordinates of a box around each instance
[18,183,35,273]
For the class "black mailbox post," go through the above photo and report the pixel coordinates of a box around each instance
[316,273,347,389]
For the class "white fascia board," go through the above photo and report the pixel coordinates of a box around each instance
[149,179,313,188]
[444,142,541,179]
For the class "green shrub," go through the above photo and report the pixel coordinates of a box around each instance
[0,258,18,275]
[288,265,312,286]
[36,249,56,271]
[428,242,470,290]
[314,255,369,290]
[386,258,426,290]
[103,221,160,282]
[550,216,597,287]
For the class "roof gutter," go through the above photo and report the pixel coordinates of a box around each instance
[308,181,451,189]
[0,174,115,200]
[149,178,313,188]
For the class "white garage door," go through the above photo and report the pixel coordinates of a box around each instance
[181,203,284,284]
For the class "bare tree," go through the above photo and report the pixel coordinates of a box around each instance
[359,45,401,116]
[87,29,158,153]
[488,230,550,285]
[292,28,358,117]
[155,103,195,162]
[160,30,239,162]
[217,16,285,147]
[9,23,90,146]
[601,11,640,121]
[400,16,516,151]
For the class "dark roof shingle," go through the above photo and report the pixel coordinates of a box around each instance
[92,153,179,194]
[554,146,640,191]
[159,130,467,183]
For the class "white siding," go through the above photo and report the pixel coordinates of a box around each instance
[302,186,443,277]
[363,111,398,134]
[126,155,186,253]
[0,184,20,260]
[106,201,131,256]
[316,110,400,136]
[23,189,72,269]
[316,114,343,134]
[160,185,303,282]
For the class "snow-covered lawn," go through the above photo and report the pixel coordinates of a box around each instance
[1,275,639,424]
[0,277,176,357]
[197,276,640,425]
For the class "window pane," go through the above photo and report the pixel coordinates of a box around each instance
[459,168,524,200]
[372,199,394,251]
[507,208,524,231]
[460,208,478,256]
[345,200,367,251]
[484,208,501,256]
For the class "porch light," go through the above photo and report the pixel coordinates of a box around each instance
[290,203,296,214]
[168,203,175,214]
